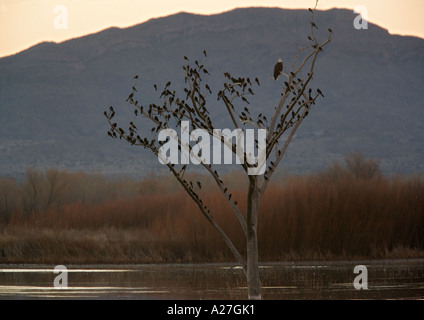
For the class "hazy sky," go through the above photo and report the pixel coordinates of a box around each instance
[1,0,423,57]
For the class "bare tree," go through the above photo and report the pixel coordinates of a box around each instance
[21,167,44,215]
[105,4,332,299]
[344,152,381,180]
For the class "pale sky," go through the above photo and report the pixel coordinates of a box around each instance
[1,0,423,58]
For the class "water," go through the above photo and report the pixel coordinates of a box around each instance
[0,259,423,299]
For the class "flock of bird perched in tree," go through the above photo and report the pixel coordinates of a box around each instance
[103,6,333,295]
[104,6,333,224]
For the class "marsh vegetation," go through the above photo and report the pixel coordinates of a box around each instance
[0,154,423,264]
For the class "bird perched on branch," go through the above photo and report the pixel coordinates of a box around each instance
[273,59,283,80]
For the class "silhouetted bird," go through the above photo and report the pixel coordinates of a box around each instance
[179,165,187,177]
[273,59,283,80]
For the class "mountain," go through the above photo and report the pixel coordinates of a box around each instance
[1,7,423,179]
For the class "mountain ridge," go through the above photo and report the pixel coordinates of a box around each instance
[1,7,423,179]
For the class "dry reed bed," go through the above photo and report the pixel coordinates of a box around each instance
[0,165,423,263]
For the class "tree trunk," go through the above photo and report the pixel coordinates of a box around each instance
[246,177,261,300]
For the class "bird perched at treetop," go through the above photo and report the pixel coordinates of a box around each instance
[273,59,283,80]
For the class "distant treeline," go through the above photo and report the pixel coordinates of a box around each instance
[0,153,423,263]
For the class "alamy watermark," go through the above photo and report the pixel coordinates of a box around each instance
[353,265,368,290]
[157,121,267,175]
[53,5,68,30]
[353,5,368,30]
[53,265,68,289]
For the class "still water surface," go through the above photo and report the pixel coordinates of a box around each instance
[0,259,423,299]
